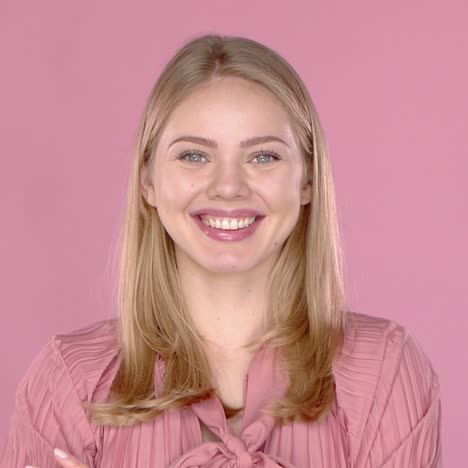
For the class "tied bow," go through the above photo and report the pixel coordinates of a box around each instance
[159,344,296,467]
[169,419,297,468]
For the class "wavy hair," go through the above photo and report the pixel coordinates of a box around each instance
[85,33,356,427]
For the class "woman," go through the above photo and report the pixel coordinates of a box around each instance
[1,34,442,467]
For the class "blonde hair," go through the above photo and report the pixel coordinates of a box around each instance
[85,33,356,427]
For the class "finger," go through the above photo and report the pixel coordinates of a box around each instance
[53,448,89,467]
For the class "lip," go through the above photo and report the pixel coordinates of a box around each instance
[190,208,264,218]
[191,213,264,242]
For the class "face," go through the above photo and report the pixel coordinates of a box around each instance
[140,76,312,276]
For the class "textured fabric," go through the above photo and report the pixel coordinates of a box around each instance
[0,312,442,467]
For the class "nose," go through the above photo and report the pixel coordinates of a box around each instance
[206,158,250,200]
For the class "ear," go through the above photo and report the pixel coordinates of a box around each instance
[139,162,157,208]
[300,174,313,206]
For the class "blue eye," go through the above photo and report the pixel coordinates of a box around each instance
[252,150,280,164]
[177,151,207,163]
[176,149,280,164]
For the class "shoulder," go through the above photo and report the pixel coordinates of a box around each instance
[4,319,122,459]
[333,311,412,378]
[335,310,433,368]
[53,319,122,402]
[24,319,122,405]
[333,311,405,408]
[333,311,439,458]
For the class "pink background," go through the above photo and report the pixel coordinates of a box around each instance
[1,1,466,465]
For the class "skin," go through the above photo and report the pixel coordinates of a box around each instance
[140,75,312,409]
[141,75,312,355]
[29,76,313,465]
[26,449,88,467]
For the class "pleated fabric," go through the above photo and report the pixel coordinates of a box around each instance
[0,312,442,467]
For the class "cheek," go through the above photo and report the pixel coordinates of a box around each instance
[156,170,196,207]
[262,172,301,206]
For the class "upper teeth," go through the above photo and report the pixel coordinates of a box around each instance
[200,216,256,230]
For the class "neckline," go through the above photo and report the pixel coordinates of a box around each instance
[189,342,289,445]
[154,342,289,446]
[221,400,244,419]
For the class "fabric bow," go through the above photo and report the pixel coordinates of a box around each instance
[168,418,297,468]
[166,344,297,468]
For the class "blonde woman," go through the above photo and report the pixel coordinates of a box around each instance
[1,34,442,467]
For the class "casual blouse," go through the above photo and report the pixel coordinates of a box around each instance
[0,312,442,467]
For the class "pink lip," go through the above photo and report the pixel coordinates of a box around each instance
[191,213,264,242]
[191,208,264,218]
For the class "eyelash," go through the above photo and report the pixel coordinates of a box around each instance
[176,149,281,164]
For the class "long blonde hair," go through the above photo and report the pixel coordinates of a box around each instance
[85,33,355,427]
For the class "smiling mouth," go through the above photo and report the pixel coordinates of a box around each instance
[191,214,264,241]
[198,215,259,231]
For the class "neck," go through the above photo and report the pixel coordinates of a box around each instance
[175,248,279,353]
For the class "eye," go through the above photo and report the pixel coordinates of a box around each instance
[177,150,208,163]
[176,149,281,164]
[251,150,281,164]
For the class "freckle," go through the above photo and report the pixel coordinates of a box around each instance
[248,289,251,293]
[216,316,220,320]
[274,242,278,246]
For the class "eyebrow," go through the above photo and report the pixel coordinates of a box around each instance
[168,135,290,150]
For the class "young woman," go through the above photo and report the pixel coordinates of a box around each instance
[1,34,442,467]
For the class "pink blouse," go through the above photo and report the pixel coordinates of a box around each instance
[0,312,442,467]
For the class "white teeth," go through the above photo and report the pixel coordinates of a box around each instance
[200,216,257,230]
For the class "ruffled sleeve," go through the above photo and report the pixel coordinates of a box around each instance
[355,323,443,467]
[0,338,97,467]
[0,319,120,468]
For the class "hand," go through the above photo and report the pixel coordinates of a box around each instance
[26,447,90,468]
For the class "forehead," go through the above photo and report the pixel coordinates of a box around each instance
[159,77,298,147]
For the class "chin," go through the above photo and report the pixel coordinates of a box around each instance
[194,253,259,272]
[203,261,257,274]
